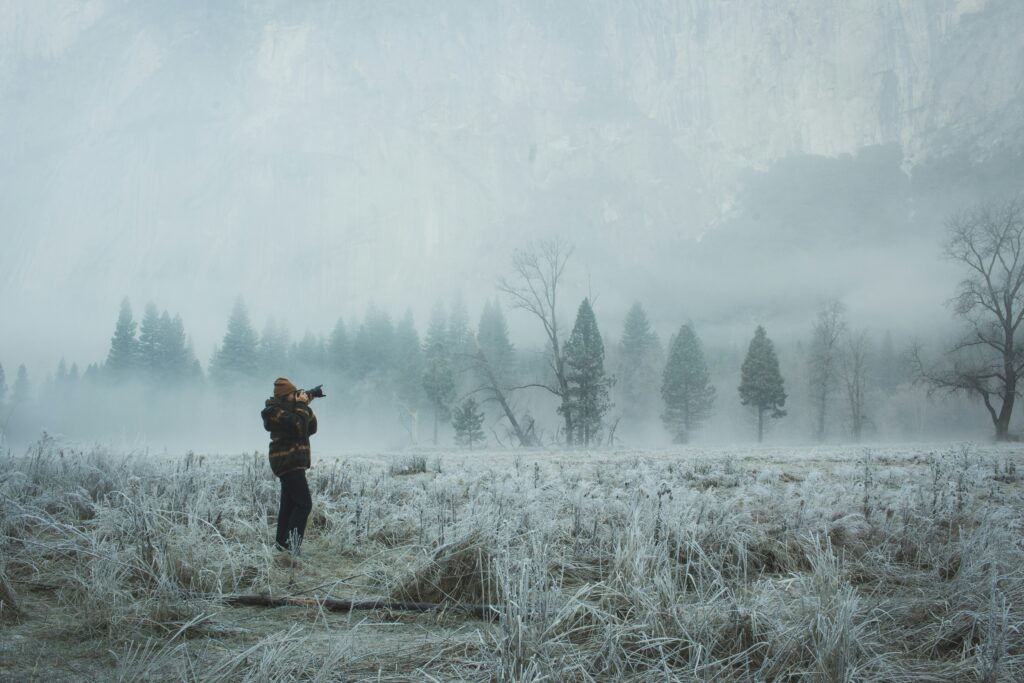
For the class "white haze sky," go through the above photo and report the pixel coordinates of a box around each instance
[2,0,1023,378]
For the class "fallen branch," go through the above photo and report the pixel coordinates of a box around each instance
[221,594,498,620]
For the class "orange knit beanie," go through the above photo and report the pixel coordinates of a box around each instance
[273,377,298,398]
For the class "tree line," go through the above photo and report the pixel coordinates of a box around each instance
[4,196,1020,447]
[0,274,951,449]
[0,286,797,448]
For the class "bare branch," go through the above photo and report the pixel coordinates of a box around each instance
[505,382,562,397]
[497,239,576,445]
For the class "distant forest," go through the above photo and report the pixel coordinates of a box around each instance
[0,276,986,452]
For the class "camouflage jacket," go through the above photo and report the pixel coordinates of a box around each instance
[261,397,318,477]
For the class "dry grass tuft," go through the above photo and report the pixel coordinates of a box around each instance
[390,528,498,604]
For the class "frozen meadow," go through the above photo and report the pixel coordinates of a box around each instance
[1,438,1023,681]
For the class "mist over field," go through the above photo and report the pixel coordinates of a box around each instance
[7,4,1024,682]
[2,0,1024,452]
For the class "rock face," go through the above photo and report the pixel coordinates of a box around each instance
[1,1,1022,363]
[600,0,1023,167]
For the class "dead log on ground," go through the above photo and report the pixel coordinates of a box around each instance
[221,594,498,620]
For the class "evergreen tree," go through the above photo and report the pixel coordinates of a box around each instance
[661,324,716,444]
[562,299,613,447]
[49,359,69,427]
[83,363,102,385]
[210,299,260,383]
[422,302,455,445]
[326,317,350,379]
[448,294,474,356]
[448,293,476,395]
[738,326,788,443]
[160,312,198,383]
[291,332,325,380]
[424,303,448,355]
[351,306,395,380]
[452,397,486,449]
[0,362,7,407]
[55,358,68,387]
[137,303,163,379]
[258,318,290,377]
[105,298,139,380]
[394,310,424,407]
[11,364,29,404]
[477,299,516,386]
[617,302,663,422]
[68,363,80,385]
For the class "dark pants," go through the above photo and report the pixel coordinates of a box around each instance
[275,469,312,551]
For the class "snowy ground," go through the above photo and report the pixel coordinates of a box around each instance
[2,441,1023,681]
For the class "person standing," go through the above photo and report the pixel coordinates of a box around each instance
[261,377,318,553]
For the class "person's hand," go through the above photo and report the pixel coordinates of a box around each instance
[295,391,310,404]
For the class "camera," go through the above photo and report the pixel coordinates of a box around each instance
[302,384,325,400]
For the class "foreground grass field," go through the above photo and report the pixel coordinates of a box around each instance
[1,438,1023,681]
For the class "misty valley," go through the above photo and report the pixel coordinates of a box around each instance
[3,1,1024,681]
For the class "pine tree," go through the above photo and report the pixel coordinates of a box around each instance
[326,317,350,379]
[394,310,424,407]
[12,364,29,404]
[51,359,69,425]
[422,303,455,445]
[160,312,198,383]
[137,303,163,379]
[448,293,475,395]
[0,362,6,407]
[661,324,716,444]
[210,299,260,383]
[105,298,139,381]
[477,299,516,386]
[351,306,395,380]
[562,299,613,447]
[83,363,102,385]
[448,294,474,357]
[258,318,290,377]
[291,332,325,381]
[617,302,663,422]
[452,397,486,449]
[738,326,787,443]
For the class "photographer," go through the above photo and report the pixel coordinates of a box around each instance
[261,377,318,554]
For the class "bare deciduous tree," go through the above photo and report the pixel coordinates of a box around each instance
[918,198,1024,441]
[497,239,575,445]
[808,300,846,442]
[840,329,871,442]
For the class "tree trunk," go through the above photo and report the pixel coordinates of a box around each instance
[757,408,765,443]
[815,393,826,443]
[561,391,573,448]
[432,407,439,446]
[997,346,1017,441]
[995,395,1014,441]
[473,350,532,447]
